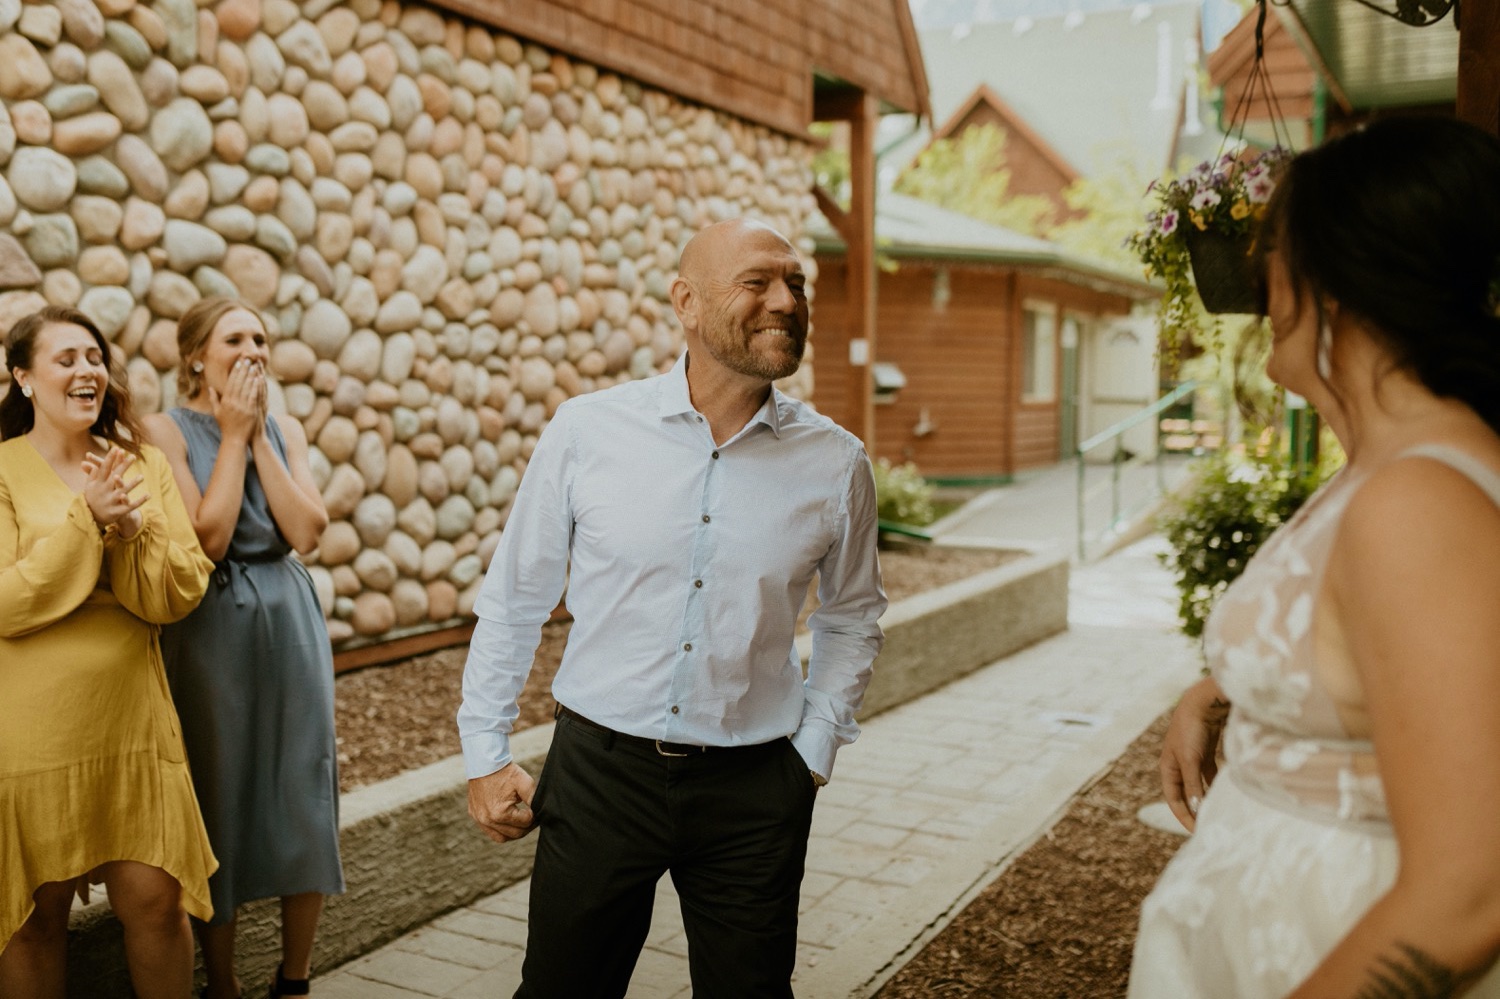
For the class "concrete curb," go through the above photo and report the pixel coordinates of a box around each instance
[795,645,1188,998]
[65,542,1068,996]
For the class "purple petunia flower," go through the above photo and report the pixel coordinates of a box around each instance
[1246,173,1275,204]
[1159,210,1179,235]
[1190,188,1221,211]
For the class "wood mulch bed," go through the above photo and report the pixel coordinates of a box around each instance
[333,544,1019,793]
[875,712,1185,999]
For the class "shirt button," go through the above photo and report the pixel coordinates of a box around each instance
[701,514,710,523]
[671,705,680,714]
[694,579,703,588]
[683,643,692,651]
[711,450,719,459]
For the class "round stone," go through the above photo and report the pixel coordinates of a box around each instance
[353,493,397,547]
[398,498,436,545]
[146,270,199,317]
[8,149,76,213]
[419,539,456,581]
[150,98,213,173]
[50,112,122,158]
[78,245,130,285]
[317,520,360,565]
[163,219,226,272]
[353,429,386,488]
[0,34,51,100]
[217,0,261,40]
[351,592,395,635]
[318,420,360,467]
[375,290,422,334]
[78,286,135,339]
[270,338,316,381]
[385,445,418,507]
[162,172,211,219]
[434,495,474,540]
[277,20,331,76]
[390,578,427,625]
[222,243,278,307]
[400,245,447,303]
[426,580,457,620]
[24,214,80,269]
[337,328,382,381]
[116,134,169,202]
[321,456,364,513]
[141,319,181,370]
[179,65,229,103]
[301,298,353,359]
[267,92,310,149]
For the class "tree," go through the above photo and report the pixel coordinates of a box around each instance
[894,124,1057,235]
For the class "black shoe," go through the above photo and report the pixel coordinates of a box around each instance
[269,965,310,997]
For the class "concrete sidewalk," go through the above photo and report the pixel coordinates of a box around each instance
[934,453,1194,559]
[314,535,1199,999]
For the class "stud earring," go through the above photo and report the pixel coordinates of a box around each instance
[1316,320,1333,380]
[20,384,32,398]
[191,361,204,373]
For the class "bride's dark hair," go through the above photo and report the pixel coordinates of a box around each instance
[1254,115,1500,434]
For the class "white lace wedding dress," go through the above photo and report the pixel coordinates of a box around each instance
[1129,445,1500,998]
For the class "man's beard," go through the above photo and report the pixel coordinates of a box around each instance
[699,309,806,381]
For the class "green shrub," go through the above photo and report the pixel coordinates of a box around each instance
[1158,449,1322,639]
[873,458,936,527]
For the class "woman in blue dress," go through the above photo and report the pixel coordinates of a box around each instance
[147,298,343,999]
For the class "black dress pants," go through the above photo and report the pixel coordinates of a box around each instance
[513,708,818,999]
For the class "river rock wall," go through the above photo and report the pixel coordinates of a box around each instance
[0,0,816,644]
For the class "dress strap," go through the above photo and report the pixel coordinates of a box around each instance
[1398,444,1500,508]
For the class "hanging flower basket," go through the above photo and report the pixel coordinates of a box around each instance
[1127,147,1289,348]
[1184,226,1262,315]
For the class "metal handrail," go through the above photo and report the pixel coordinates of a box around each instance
[1075,381,1199,560]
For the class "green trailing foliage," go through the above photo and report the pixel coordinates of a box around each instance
[1158,448,1322,639]
[873,458,937,527]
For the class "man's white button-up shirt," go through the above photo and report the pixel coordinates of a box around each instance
[458,351,887,782]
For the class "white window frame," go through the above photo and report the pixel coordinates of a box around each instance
[1021,300,1058,403]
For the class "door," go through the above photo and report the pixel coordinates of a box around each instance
[1059,315,1081,458]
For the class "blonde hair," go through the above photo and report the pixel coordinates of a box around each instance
[176,297,267,399]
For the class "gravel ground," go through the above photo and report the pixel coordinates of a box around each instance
[333,544,1019,792]
[875,712,1184,999]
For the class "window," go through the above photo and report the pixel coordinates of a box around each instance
[1021,302,1057,402]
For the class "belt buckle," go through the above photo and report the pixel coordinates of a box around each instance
[654,740,696,758]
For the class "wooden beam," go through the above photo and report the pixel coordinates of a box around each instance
[845,90,878,454]
[813,86,867,122]
[1457,0,1500,137]
[812,185,854,244]
[333,622,476,675]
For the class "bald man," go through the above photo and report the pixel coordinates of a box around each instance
[458,218,886,998]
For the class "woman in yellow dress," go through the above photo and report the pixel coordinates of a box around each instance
[0,306,217,998]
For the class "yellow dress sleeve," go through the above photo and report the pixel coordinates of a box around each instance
[0,463,106,639]
[105,446,214,625]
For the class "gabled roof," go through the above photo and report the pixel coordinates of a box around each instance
[929,84,1081,185]
[423,0,931,137]
[904,1,1220,181]
[808,192,1157,299]
[1219,0,1458,114]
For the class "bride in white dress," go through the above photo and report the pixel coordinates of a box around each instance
[1130,115,1500,998]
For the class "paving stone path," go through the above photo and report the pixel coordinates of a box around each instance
[316,534,1198,998]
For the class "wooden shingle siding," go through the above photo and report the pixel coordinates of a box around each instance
[814,257,1141,478]
[422,0,924,136]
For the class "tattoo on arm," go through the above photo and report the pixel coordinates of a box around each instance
[1353,942,1461,999]
[1205,697,1231,728]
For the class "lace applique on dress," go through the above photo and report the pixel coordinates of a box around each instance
[1204,468,1390,827]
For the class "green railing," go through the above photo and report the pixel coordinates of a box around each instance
[1074,381,1200,560]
